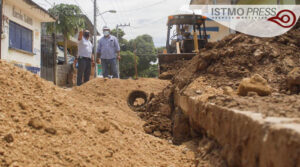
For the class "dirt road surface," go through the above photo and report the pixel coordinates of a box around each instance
[0,61,202,167]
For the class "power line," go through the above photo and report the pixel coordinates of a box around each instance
[113,0,134,39]
[116,0,134,25]
[118,0,169,13]
[130,15,169,29]
[73,0,89,16]
[100,14,107,25]
[112,0,126,24]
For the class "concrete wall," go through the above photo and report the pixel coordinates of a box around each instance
[1,0,54,75]
[174,91,300,167]
[205,19,232,42]
[56,64,73,87]
[189,0,233,42]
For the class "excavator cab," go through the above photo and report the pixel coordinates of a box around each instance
[158,14,208,76]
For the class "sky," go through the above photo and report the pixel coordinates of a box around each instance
[33,0,193,47]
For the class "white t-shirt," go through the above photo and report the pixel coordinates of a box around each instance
[78,37,93,58]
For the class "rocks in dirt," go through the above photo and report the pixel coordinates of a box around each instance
[45,127,57,135]
[247,91,259,97]
[197,60,208,71]
[104,150,114,158]
[195,90,202,95]
[159,71,174,80]
[253,49,265,61]
[3,134,14,143]
[97,121,110,134]
[237,74,272,96]
[159,104,171,117]
[222,86,235,96]
[153,131,162,137]
[28,117,44,130]
[143,126,153,134]
[18,102,27,110]
[287,67,300,93]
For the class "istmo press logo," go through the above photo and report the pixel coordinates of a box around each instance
[190,5,300,37]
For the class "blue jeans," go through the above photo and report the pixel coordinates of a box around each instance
[101,58,118,78]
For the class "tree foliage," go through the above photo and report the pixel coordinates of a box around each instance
[119,51,139,79]
[139,64,158,78]
[110,29,158,78]
[47,4,85,64]
[110,29,130,51]
[130,35,157,75]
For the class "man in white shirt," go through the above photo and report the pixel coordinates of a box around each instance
[76,30,93,86]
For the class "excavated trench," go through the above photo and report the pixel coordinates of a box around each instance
[128,90,228,167]
[128,87,300,167]
[127,23,300,166]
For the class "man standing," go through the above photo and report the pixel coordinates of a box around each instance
[97,26,121,78]
[76,30,93,86]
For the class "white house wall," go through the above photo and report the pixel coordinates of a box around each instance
[1,0,50,75]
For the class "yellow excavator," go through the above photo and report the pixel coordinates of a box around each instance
[158,14,208,78]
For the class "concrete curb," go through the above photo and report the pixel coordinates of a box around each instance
[174,92,300,167]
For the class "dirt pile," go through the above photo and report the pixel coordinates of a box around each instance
[164,24,300,118]
[173,26,300,92]
[0,61,201,166]
[141,24,300,165]
[159,60,188,80]
[140,85,174,140]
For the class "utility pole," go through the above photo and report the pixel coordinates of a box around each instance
[52,3,57,85]
[93,0,98,78]
[116,23,130,78]
[116,23,130,40]
[134,41,138,80]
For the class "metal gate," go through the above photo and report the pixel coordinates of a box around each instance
[41,34,55,82]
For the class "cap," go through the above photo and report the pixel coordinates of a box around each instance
[103,26,110,31]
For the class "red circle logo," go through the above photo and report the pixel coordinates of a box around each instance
[268,9,296,28]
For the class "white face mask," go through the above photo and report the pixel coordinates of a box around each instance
[103,31,110,36]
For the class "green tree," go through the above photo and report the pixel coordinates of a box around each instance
[130,35,157,75]
[110,29,158,78]
[111,28,130,51]
[156,46,166,54]
[47,4,85,64]
[119,51,139,78]
[139,64,158,78]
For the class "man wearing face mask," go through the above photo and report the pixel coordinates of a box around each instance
[76,30,93,86]
[97,26,121,78]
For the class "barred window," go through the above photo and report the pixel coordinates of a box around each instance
[9,21,33,53]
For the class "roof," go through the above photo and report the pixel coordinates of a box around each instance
[23,0,56,21]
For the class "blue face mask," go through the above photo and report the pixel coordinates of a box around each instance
[103,31,110,36]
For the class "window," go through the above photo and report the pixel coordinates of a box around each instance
[9,21,33,53]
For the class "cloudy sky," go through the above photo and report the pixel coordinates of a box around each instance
[33,0,193,46]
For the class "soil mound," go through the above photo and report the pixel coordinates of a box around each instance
[0,61,198,166]
[164,25,300,118]
[173,26,300,93]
